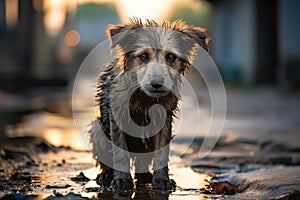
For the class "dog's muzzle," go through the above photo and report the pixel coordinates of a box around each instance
[143,75,170,98]
[150,75,164,89]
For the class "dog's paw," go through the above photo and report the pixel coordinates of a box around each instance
[110,178,134,190]
[152,178,176,191]
[96,172,113,187]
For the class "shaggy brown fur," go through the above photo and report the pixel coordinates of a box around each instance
[90,18,209,190]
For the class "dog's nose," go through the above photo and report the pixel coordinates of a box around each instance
[150,75,164,89]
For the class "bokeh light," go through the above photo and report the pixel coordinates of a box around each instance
[64,30,81,47]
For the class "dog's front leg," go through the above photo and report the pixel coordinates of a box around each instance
[110,115,133,190]
[152,116,176,190]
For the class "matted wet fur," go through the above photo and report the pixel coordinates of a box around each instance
[90,18,209,190]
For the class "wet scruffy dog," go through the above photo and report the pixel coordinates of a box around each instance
[90,18,209,190]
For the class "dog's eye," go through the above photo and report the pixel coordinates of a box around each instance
[138,53,149,64]
[166,53,176,64]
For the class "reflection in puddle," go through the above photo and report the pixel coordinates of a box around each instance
[43,128,87,150]
[193,164,274,174]
[171,167,211,189]
[6,112,91,150]
[5,112,215,199]
[171,167,213,200]
[80,166,212,200]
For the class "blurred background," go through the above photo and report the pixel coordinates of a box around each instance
[0,0,300,149]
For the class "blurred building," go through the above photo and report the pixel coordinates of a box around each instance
[0,0,119,92]
[1,0,300,90]
[208,0,300,88]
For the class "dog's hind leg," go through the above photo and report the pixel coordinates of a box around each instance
[90,120,114,187]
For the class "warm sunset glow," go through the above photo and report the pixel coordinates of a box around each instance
[41,0,206,37]
[64,30,81,47]
[171,166,211,189]
[5,0,18,29]
[43,128,63,146]
[116,0,174,22]
[41,0,179,36]
[43,0,67,36]
[114,0,206,22]
[43,128,84,149]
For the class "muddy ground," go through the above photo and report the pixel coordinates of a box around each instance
[1,132,300,200]
[1,88,300,199]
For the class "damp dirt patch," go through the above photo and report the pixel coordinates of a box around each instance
[1,136,300,199]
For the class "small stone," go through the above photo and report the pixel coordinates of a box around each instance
[211,181,236,194]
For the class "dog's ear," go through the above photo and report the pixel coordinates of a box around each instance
[106,24,135,49]
[106,24,125,49]
[107,24,126,37]
[180,26,210,52]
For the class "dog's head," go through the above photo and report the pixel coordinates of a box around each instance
[107,18,210,98]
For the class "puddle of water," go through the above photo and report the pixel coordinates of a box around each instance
[171,166,211,189]
[4,112,215,199]
[192,164,273,174]
[43,128,88,150]
[5,112,91,150]
[0,140,216,199]
[79,166,213,200]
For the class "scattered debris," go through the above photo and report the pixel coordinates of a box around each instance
[36,141,57,153]
[210,181,236,194]
[0,193,38,200]
[70,172,90,182]
[45,184,72,189]
[45,192,90,200]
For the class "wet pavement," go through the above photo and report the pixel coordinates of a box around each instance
[1,87,300,199]
[1,134,300,199]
